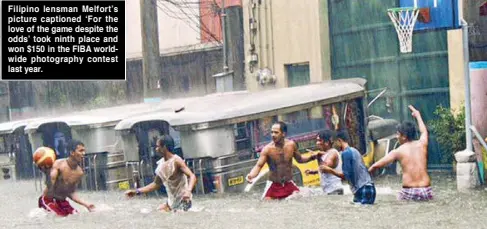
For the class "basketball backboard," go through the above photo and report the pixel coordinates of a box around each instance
[400,0,461,31]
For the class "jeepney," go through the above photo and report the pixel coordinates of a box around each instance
[23,100,190,191]
[114,78,376,194]
[0,118,44,181]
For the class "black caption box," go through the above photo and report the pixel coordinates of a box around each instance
[1,0,125,80]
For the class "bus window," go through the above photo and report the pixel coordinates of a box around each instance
[281,108,325,138]
[169,127,181,149]
[309,105,326,131]
[322,103,346,131]
[323,99,366,154]
[0,136,7,163]
[281,110,310,137]
[169,127,183,158]
[255,116,278,145]
[0,136,6,154]
[234,122,251,151]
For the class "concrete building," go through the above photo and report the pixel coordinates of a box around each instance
[241,0,487,168]
[448,0,487,112]
[126,0,204,58]
[126,0,245,99]
[242,0,332,91]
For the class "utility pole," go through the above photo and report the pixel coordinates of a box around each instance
[6,82,11,121]
[222,0,228,73]
[213,0,234,92]
[140,0,162,101]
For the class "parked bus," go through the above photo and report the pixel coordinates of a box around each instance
[0,78,400,194]
[114,78,398,194]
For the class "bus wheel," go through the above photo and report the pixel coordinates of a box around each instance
[292,166,303,187]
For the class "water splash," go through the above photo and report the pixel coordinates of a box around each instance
[140,208,152,214]
[341,184,394,195]
[93,203,115,212]
[2,175,485,229]
[285,187,322,200]
[27,208,48,219]
[187,206,205,212]
[284,184,394,200]
[375,186,393,195]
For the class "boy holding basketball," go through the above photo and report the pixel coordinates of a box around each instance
[38,140,95,216]
[33,147,56,198]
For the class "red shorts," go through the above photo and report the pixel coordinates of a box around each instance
[262,181,300,200]
[38,195,78,217]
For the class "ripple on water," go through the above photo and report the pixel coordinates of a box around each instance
[0,174,486,229]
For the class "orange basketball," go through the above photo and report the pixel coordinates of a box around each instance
[33,147,56,168]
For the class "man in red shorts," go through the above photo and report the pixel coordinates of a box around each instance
[38,140,95,216]
[246,121,322,200]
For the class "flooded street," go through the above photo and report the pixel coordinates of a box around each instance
[1,0,485,228]
[1,173,486,229]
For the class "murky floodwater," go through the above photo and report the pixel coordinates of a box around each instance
[1,173,486,229]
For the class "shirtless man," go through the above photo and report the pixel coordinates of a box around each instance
[368,105,433,201]
[125,135,197,212]
[305,130,344,195]
[38,140,95,216]
[246,121,322,200]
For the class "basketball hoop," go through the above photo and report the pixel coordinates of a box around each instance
[387,7,420,53]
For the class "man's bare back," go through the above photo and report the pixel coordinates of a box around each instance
[394,140,430,187]
[369,105,433,201]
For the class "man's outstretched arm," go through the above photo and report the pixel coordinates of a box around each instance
[409,105,428,146]
[246,148,269,183]
[293,142,321,163]
[369,150,398,173]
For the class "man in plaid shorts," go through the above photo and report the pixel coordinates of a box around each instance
[320,130,376,205]
[369,105,433,201]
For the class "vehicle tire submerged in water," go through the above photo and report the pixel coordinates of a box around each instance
[292,166,303,187]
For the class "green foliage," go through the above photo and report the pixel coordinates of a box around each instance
[430,105,466,164]
[37,81,128,111]
[87,96,110,109]
[47,83,68,108]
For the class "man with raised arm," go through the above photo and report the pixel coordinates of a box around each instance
[368,105,433,201]
[246,121,322,200]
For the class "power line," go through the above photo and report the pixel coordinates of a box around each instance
[163,0,221,43]
[157,0,223,44]
[152,0,220,45]
[180,0,220,42]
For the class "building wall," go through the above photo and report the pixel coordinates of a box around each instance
[126,0,203,58]
[448,0,487,112]
[126,0,245,95]
[2,0,238,121]
[242,0,330,92]
[447,29,465,113]
[465,0,487,61]
[200,0,242,43]
[126,46,223,99]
